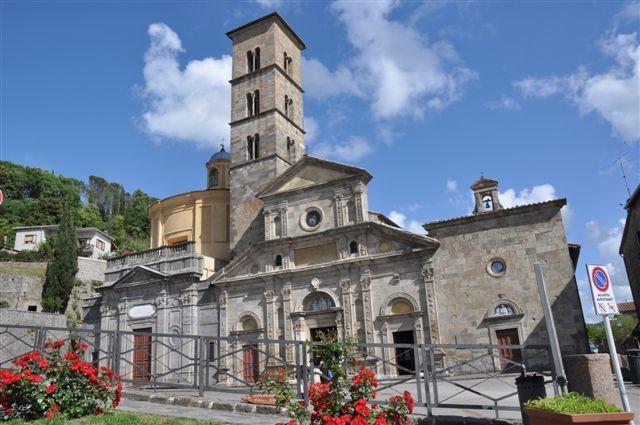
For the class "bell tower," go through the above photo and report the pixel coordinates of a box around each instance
[471,176,503,215]
[227,12,306,255]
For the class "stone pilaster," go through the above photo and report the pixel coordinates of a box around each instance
[334,194,344,227]
[264,211,272,240]
[280,208,288,237]
[282,283,293,362]
[360,269,375,352]
[354,187,364,223]
[265,285,277,356]
[421,262,439,343]
[340,279,355,338]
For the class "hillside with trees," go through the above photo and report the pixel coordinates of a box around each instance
[0,161,157,253]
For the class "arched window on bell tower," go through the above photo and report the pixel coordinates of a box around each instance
[471,176,503,215]
[253,90,260,114]
[247,50,254,73]
[254,48,261,70]
[208,168,219,188]
[246,93,254,116]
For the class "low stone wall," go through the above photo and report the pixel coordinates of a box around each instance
[0,309,67,366]
[77,257,106,282]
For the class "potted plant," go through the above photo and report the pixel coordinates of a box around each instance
[524,392,634,425]
[242,366,293,406]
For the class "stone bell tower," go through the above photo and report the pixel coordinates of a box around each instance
[227,12,306,256]
[471,176,503,215]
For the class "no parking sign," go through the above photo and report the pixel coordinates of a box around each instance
[586,264,618,315]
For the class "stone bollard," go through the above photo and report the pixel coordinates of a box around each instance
[563,354,619,407]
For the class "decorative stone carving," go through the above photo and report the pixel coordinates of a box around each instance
[219,291,227,308]
[340,279,354,337]
[280,208,288,237]
[334,195,344,227]
[421,262,440,344]
[359,270,374,351]
[391,273,400,285]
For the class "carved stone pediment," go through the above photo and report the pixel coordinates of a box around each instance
[109,266,166,289]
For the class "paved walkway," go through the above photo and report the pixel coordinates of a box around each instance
[119,399,288,425]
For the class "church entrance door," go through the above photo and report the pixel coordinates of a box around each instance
[310,327,337,366]
[392,331,415,375]
[242,344,259,384]
[495,328,522,372]
[133,328,152,381]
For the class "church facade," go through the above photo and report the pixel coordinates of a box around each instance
[85,12,587,382]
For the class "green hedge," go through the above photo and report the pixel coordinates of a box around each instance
[525,392,621,414]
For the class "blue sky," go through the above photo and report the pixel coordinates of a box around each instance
[1,1,638,322]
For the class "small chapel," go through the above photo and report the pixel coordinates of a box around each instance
[84,12,587,383]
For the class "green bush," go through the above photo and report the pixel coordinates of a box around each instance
[0,300,9,308]
[525,392,621,414]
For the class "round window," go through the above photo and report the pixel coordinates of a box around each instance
[487,258,506,277]
[306,210,321,227]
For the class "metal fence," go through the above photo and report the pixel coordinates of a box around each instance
[0,323,558,418]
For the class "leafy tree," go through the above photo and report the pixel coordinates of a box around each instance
[586,315,639,352]
[41,208,79,313]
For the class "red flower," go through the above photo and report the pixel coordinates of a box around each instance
[44,402,59,419]
[403,391,414,413]
[38,359,48,369]
[45,383,57,394]
[0,370,21,386]
[65,352,79,361]
[95,407,104,415]
[3,406,13,414]
[288,420,297,425]
[354,398,371,416]
[72,341,89,351]
[351,415,367,425]
[43,340,65,350]
[26,373,43,383]
[12,351,40,367]
[374,417,389,425]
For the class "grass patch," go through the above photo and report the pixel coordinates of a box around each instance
[4,411,224,425]
[0,264,47,277]
[525,392,621,414]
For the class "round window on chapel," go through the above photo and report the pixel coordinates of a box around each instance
[487,259,506,277]
[305,210,321,228]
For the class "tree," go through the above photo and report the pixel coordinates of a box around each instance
[41,208,78,313]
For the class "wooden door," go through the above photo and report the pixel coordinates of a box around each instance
[495,328,522,372]
[133,328,152,381]
[393,331,416,375]
[242,344,259,384]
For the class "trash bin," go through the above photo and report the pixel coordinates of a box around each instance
[516,370,547,425]
[627,349,640,384]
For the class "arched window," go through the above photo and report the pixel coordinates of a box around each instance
[287,137,295,161]
[304,293,335,312]
[349,241,358,255]
[273,215,282,238]
[347,199,357,223]
[274,254,283,268]
[254,47,261,70]
[242,316,258,331]
[390,299,414,315]
[208,168,219,188]
[284,95,289,115]
[247,135,254,160]
[493,304,516,317]
[246,93,254,116]
[247,51,254,73]
[283,52,288,71]
[288,99,294,118]
[253,90,260,114]
[253,133,260,158]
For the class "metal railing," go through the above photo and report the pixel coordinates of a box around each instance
[0,323,557,418]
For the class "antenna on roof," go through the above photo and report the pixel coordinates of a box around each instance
[617,154,631,198]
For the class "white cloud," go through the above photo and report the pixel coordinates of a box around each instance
[484,95,521,111]
[303,1,475,120]
[499,183,573,226]
[585,218,633,301]
[446,179,457,191]
[312,136,373,161]
[254,0,281,7]
[388,210,426,234]
[302,57,364,100]
[304,116,319,144]
[139,23,232,148]
[514,30,640,142]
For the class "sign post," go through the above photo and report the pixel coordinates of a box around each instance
[586,264,633,422]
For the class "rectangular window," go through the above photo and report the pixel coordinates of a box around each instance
[208,341,216,363]
[24,234,36,244]
[95,239,105,251]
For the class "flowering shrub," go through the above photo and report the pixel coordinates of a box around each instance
[0,339,122,421]
[257,367,294,409]
[277,335,414,425]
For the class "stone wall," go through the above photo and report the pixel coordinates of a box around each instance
[426,203,588,359]
[0,259,104,314]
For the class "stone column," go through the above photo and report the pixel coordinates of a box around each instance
[282,284,294,363]
[218,290,229,379]
[360,269,375,353]
[334,194,344,227]
[340,279,355,338]
[265,285,277,356]
[354,187,364,223]
[264,211,272,241]
[421,262,439,344]
[280,208,288,237]
[380,320,391,376]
